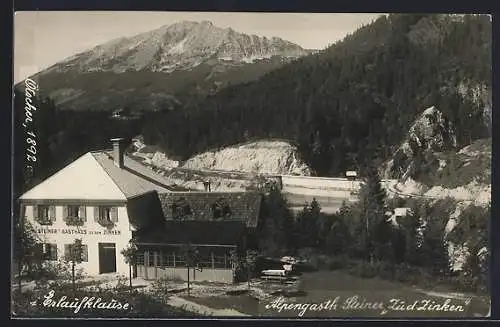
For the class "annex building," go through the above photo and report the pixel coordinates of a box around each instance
[18,138,262,283]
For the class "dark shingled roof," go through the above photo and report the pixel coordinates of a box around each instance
[157,192,262,228]
[135,221,247,246]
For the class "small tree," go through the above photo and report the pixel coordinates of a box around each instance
[244,250,259,290]
[13,219,40,292]
[69,239,84,293]
[121,238,138,292]
[180,243,200,297]
[357,161,389,263]
[229,249,245,283]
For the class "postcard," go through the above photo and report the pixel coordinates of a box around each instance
[12,11,492,319]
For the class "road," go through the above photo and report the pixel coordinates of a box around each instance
[286,193,350,214]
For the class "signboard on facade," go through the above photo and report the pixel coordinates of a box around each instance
[35,228,121,235]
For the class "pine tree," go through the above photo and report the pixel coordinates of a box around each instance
[295,202,318,249]
[400,210,421,265]
[419,202,450,275]
[257,187,295,256]
[357,161,390,263]
[325,213,351,255]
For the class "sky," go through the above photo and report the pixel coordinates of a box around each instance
[14,11,382,83]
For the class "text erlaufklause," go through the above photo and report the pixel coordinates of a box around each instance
[265,296,468,317]
[40,290,131,314]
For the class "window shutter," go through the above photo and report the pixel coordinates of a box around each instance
[79,206,87,221]
[110,207,118,222]
[82,245,88,262]
[33,206,39,220]
[94,207,99,222]
[64,244,71,261]
[49,206,56,221]
[63,206,68,220]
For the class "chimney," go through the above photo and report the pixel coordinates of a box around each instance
[110,138,125,168]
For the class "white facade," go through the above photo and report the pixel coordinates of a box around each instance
[22,203,132,276]
[18,146,174,277]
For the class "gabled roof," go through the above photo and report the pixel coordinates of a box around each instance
[158,192,262,227]
[20,153,127,201]
[20,150,183,201]
[135,221,247,246]
[91,150,183,198]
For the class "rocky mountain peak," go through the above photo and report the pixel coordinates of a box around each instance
[44,20,312,74]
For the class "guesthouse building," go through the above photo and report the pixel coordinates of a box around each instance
[18,138,262,283]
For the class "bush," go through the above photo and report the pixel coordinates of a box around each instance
[27,260,85,281]
[149,277,183,297]
[392,263,428,285]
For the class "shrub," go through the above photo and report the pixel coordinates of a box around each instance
[149,277,180,297]
[27,260,85,281]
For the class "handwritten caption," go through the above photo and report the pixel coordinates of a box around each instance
[265,295,472,317]
[22,78,39,174]
[30,290,131,314]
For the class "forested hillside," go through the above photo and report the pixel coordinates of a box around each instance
[12,89,143,199]
[142,14,491,177]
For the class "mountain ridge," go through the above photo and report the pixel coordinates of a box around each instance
[17,20,314,111]
[37,20,313,75]
[140,14,492,176]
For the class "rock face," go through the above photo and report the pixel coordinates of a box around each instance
[182,141,311,176]
[131,138,311,176]
[383,106,491,273]
[44,21,312,74]
[383,106,457,180]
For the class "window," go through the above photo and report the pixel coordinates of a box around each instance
[212,198,231,220]
[198,253,213,269]
[67,206,79,218]
[38,243,57,261]
[64,243,88,262]
[38,206,50,219]
[147,252,158,267]
[174,253,186,267]
[161,253,175,267]
[64,205,86,226]
[95,206,118,226]
[100,207,111,221]
[35,205,55,225]
[171,198,192,220]
[136,253,145,266]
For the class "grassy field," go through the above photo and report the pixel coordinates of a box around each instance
[185,270,490,318]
